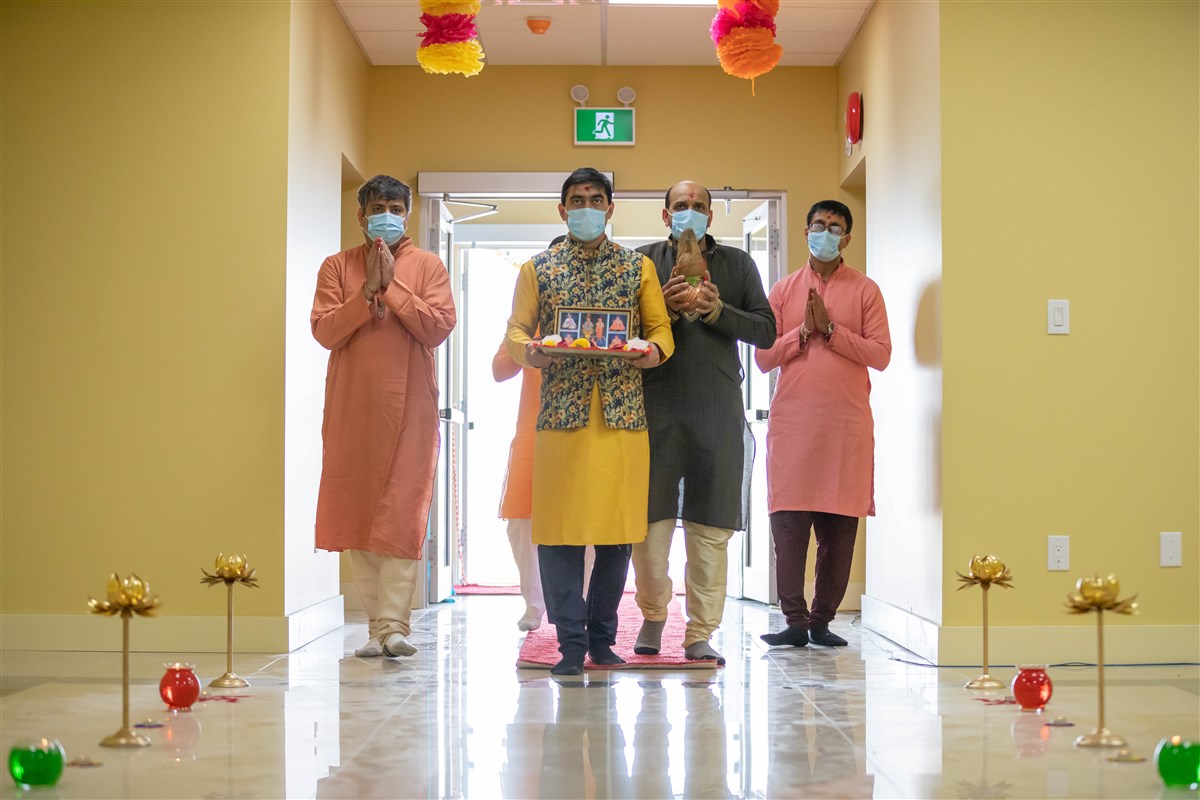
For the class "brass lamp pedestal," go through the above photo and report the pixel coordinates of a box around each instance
[101,612,151,748]
[209,583,250,689]
[965,583,1005,691]
[1074,608,1125,748]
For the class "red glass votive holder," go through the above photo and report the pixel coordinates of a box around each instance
[1010,665,1053,712]
[159,662,201,711]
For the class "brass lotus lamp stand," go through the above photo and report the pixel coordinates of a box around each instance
[88,573,160,747]
[201,553,259,689]
[956,555,1014,690]
[1066,574,1137,748]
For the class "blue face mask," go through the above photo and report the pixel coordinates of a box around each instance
[566,207,608,242]
[366,212,406,246]
[670,209,709,241]
[807,229,842,262]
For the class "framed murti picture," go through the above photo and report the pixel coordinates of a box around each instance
[555,306,632,350]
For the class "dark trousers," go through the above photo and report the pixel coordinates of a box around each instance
[538,543,631,658]
[769,511,858,628]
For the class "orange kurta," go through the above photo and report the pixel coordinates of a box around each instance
[311,238,457,560]
[493,343,541,520]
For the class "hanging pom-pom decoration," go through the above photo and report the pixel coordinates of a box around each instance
[710,0,782,94]
[417,0,485,77]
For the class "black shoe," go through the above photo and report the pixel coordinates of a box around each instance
[551,654,585,675]
[588,644,626,666]
[760,625,809,647]
[808,625,848,647]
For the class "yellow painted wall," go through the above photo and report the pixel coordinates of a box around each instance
[940,0,1198,633]
[364,66,840,274]
[837,0,945,625]
[1,1,291,635]
[285,0,370,617]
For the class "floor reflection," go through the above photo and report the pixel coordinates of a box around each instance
[0,595,1196,799]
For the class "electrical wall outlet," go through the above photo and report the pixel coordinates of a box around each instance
[1161,531,1183,567]
[1048,535,1069,571]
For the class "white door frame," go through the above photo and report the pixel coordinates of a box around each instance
[417,173,787,605]
[737,199,785,606]
[422,199,462,605]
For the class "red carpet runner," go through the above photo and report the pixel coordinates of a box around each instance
[454,584,521,595]
[517,593,718,670]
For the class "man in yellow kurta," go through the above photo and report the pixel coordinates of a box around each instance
[506,168,674,675]
[312,175,457,659]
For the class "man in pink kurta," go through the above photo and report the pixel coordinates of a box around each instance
[754,200,890,649]
[311,175,457,658]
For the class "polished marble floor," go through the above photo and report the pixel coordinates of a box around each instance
[2,596,1197,799]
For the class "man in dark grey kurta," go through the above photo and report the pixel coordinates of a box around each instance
[631,180,776,664]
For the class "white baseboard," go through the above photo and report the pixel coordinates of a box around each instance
[936,621,1200,667]
[287,594,345,650]
[3,594,347,653]
[861,594,1200,665]
[861,594,941,661]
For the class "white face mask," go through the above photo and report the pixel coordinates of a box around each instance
[807,229,842,262]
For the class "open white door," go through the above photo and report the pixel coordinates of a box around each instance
[423,196,464,604]
[738,199,782,605]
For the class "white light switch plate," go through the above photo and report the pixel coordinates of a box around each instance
[1047,299,1070,334]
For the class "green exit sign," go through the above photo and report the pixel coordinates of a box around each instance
[574,108,635,146]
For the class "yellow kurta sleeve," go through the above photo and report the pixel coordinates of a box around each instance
[505,259,539,367]
[638,255,674,363]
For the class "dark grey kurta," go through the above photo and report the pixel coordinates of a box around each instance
[637,236,776,530]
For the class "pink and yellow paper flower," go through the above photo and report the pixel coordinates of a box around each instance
[417,0,485,77]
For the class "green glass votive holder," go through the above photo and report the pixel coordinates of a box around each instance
[1155,736,1200,789]
[8,738,66,788]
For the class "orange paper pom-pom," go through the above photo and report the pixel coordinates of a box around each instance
[716,26,782,80]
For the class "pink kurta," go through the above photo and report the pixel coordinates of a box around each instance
[493,343,541,520]
[311,238,457,560]
[754,261,890,517]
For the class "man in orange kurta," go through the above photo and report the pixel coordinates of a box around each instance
[311,175,457,658]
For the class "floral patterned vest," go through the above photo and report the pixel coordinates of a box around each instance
[535,240,646,431]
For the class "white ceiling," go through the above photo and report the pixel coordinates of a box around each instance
[334,0,872,67]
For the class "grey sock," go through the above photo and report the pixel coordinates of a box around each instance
[634,619,666,655]
[684,641,726,665]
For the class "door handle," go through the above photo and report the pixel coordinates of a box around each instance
[755,409,769,421]
[439,408,465,424]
